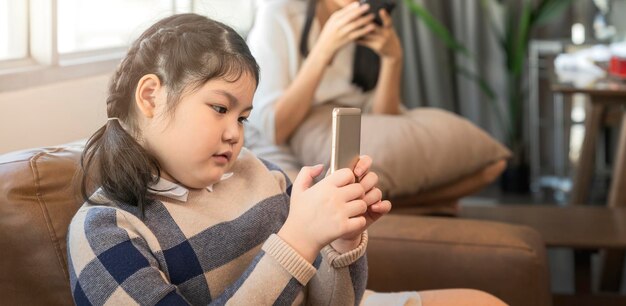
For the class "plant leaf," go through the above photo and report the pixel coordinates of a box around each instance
[455,64,512,141]
[503,6,516,71]
[479,0,507,51]
[511,0,532,76]
[403,0,471,58]
[455,65,496,100]
[532,0,575,26]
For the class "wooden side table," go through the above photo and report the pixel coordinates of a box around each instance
[551,79,626,292]
[551,80,626,208]
[456,205,626,305]
[417,79,626,301]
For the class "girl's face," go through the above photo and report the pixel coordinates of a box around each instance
[142,74,255,189]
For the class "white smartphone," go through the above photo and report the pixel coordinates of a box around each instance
[330,108,361,175]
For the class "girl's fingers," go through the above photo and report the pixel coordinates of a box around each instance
[345,215,367,233]
[363,187,383,206]
[359,171,379,193]
[353,155,373,178]
[338,183,366,202]
[369,200,392,214]
[344,199,368,217]
[292,164,325,194]
[325,168,356,187]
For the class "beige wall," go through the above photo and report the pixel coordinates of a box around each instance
[0,74,110,154]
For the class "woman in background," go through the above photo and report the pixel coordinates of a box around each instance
[246,0,509,207]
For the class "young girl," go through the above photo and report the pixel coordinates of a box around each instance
[67,13,505,306]
[68,13,388,305]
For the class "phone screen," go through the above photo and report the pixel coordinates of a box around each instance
[330,108,361,175]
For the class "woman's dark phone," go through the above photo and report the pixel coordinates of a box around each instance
[330,108,361,177]
[359,0,396,25]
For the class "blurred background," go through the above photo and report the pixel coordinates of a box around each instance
[2,1,626,302]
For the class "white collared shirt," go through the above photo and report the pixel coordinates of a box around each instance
[148,173,234,202]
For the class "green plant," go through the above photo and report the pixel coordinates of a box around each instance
[405,0,575,163]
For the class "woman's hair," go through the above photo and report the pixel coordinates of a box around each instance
[80,13,259,214]
[299,0,380,92]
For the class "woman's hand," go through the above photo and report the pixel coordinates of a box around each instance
[331,155,392,253]
[357,9,403,61]
[314,2,377,63]
[279,165,368,262]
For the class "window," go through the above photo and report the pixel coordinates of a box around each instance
[57,0,255,54]
[0,0,257,92]
[0,0,28,61]
[57,0,178,54]
[195,0,256,38]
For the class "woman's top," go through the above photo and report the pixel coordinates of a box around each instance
[67,148,367,305]
[246,0,374,145]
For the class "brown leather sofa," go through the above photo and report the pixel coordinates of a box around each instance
[0,144,552,306]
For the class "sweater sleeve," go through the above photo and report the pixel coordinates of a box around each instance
[246,2,299,144]
[67,206,317,306]
[305,232,369,306]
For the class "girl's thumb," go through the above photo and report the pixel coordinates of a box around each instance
[292,164,324,193]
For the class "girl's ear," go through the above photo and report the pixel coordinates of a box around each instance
[135,74,162,119]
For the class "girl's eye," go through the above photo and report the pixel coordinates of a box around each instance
[211,105,228,114]
[238,117,249,124]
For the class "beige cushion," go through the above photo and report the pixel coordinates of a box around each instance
[289,105,511,198]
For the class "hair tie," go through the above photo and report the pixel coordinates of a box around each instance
[107,117,120,122]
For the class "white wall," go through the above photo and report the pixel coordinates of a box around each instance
[0,74,110,154]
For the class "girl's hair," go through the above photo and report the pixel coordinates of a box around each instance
[299,0,380,92]
[80,13,259,214]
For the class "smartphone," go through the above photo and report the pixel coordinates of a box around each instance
[330,108,361,175]
[359,0,396,26]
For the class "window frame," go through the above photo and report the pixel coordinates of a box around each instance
[0,0,190,93]
[0,0,256,93]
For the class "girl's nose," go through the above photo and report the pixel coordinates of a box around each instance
[223,120,241,144]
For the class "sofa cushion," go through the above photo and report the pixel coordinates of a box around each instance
[289,105,511,198]
[0,144,84,305]
[367,214,552,306]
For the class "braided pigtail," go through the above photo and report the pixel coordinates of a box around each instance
[79,13,258,216]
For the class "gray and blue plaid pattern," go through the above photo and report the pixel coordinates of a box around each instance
[67,155,366,305]
[69,192,305,305]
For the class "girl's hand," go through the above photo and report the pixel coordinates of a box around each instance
[278,165,368,262]
[331,155,392,253]
[357,9,403,61]
[314,2,377,63]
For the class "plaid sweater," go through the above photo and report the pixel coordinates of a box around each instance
[67,148,368,305]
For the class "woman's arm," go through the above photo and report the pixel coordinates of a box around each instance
[275,3,377,144]
[372,56,403,114]
[249,2,376,145]
[273,43,333,145]
[359,10,403,115]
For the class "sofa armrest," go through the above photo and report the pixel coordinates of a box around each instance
[366,214,551,306]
